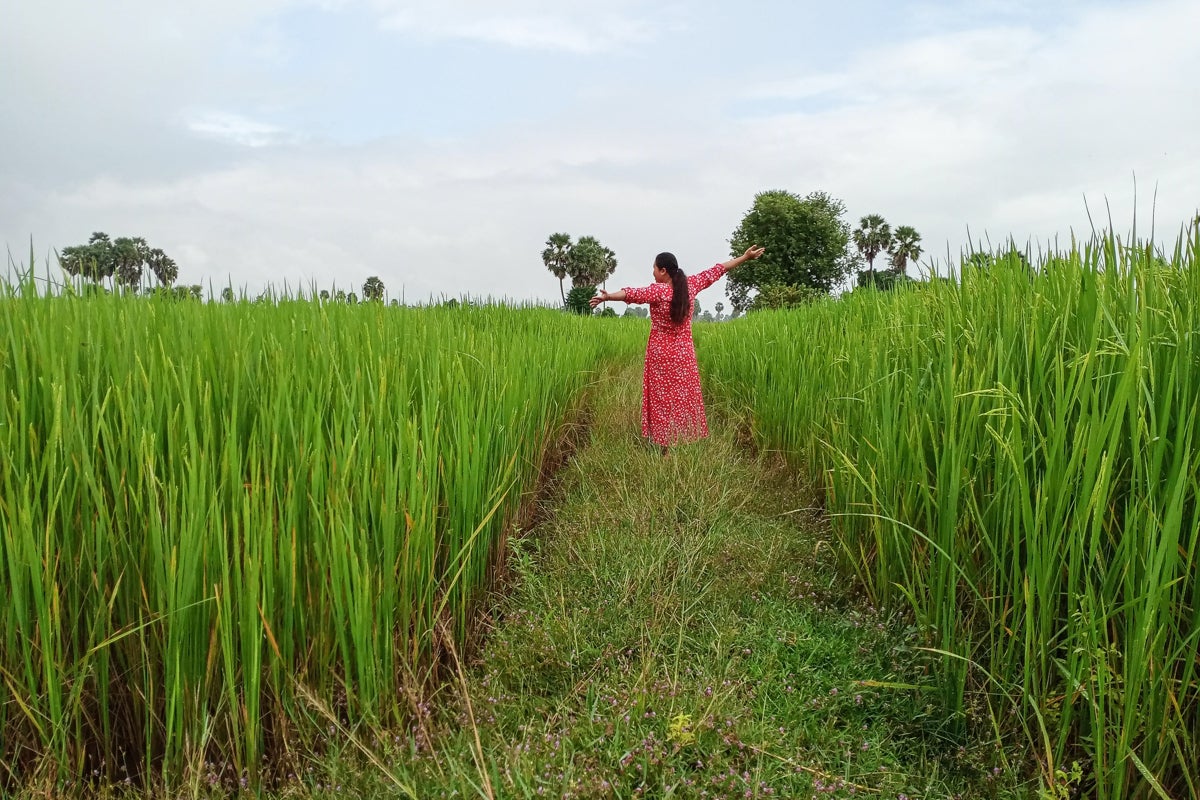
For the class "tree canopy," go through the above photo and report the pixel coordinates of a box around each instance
[851,215,924,289]
[727,190,854,313]
[567,235,617,288]
[59,232,178,288]
[852,215,892,277]
[565,284,597,316]
[542,232,618,309]
[541,232,572,304]
[887,225,923,273]
[362,276,386,302]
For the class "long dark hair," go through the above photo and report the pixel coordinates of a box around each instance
[656,252,690,325]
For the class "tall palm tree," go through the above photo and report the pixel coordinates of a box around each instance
[146,247,178,287]
[852,215,891,279]
[888,225,923,274]
[541,232,573,304]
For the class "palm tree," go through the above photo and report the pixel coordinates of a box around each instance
[541,232,572,304]
[146,247,178,287]
[362,275,386,301]
[714,301,724,320]
[852,215,891,279]
[888,226,922,274]
[111,236,147,287]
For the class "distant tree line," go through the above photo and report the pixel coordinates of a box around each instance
[544,191,927,318]
[58,233,401,305]
[60,232,178,288]
[58,232,202,299]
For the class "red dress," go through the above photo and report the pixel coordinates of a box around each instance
[622,263,729,447]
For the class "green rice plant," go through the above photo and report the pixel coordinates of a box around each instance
[697,222,1200,799]
[0,264,643,790]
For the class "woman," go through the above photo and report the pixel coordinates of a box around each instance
[590,245,765,451]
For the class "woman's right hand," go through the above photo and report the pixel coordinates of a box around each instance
[588,291,607,309]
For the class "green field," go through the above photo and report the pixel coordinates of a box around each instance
[0,285,642,789]
[3,224,1199,799]
[698,228,1200,798]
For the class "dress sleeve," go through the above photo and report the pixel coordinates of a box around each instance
[687,263,728,294]
[622,283,673,305]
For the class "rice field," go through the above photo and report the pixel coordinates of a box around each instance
[697,225,1200,799]
[0,273,642,789]
[4,222,1198,798]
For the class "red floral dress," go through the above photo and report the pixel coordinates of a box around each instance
[622,263,728,447]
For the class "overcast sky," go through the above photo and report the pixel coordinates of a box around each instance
[3,0,1197,304]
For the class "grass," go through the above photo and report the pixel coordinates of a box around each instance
[0,267,645,792]
[695,225,1200,799]
[10,222,1194,797]
[284,367,1032,799]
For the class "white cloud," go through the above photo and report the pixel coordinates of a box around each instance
[375,0,659,53]
[737,0,1199,265]
[2,0,1197,306]
[185,111,301,148]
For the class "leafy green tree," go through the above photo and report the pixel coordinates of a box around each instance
[728,190,854,313]
[542,232,573,304]
[362,276,385,301]
[335,290,347,303]
[319,290,330,302]
[887,225,922,273]
[692,299,701,320]
[220,287,235,303]
[714,301,724,320]
[852,214,892,280]
[59,232,178,288]
[347,292,358,304]
[565,284,596,315]
[599,307,617,318]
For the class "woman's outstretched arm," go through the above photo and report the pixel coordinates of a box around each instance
[690,245,766,293]
[589,289,627,308]
[720,245,765,271]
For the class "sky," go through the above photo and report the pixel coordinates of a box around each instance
[2,0,1198,305]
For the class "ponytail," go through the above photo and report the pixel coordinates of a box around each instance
[656,252,690,326]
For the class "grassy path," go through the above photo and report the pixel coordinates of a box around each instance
[314,367,1029,799]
